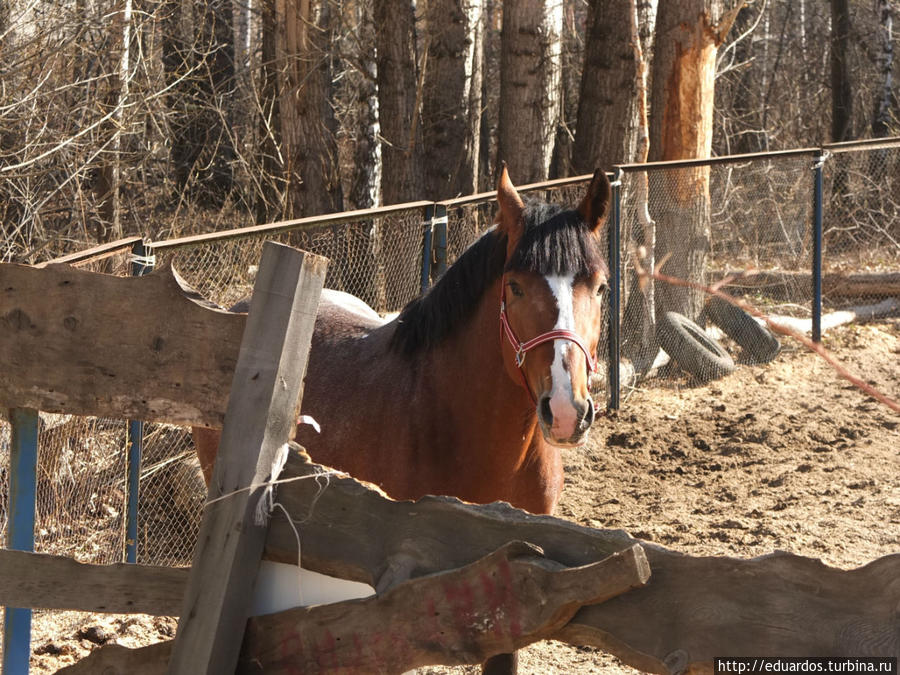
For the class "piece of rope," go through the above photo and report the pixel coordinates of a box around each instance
[254,442,290,526]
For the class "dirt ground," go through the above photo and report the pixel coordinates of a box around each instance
[24,319,900,674]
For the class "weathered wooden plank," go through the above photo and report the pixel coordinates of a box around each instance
[711,269,900,299]
[265,449,900,672]
[167,242,327,675]
[0,261,245,427]
[33,449,900,672]
[236,543,649,673]
[57,543,649,675]
[0,549,188,615]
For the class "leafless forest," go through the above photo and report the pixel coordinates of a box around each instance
[0,0,896,262]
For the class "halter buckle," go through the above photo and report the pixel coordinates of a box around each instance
[514,347,526,368]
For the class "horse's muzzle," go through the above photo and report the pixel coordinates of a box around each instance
[538,394,595,447]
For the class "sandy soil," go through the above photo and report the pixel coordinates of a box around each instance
[25,320,900,674]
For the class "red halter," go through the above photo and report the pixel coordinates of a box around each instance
[499,276,598,408]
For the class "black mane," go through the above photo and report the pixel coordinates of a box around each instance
[389,199,607,354]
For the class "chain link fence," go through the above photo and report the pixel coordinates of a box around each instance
[155,205,430,314]
[824,142,900,306]
[1,142,898,659]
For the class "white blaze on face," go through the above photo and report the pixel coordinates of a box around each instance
[545,274,578,439]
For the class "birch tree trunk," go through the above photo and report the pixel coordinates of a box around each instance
[350,0,381,210]
[98,0,134,242]
[649,0,740,321]
[497,0,564,183]
[422,0,484,199]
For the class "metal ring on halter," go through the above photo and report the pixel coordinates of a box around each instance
[514,347,526,368]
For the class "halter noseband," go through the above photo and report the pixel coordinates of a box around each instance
[499,276,598,408]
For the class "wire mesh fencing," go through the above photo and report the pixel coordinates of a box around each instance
[155,206,430,315]
[1,140,898,628]
[616,154,819,388]
[823,142,900,310]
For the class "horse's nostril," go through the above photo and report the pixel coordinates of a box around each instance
[582,398,595,429]
[539,396,553,427]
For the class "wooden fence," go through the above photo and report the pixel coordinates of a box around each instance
[0,243,898,673]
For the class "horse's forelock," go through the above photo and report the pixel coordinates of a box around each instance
[505,200,608,280]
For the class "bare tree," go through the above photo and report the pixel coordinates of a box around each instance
[162,0,236,207]
[871,0,895,139]
[830,0,854,143]
[572,0,636,173]
[422,0,484,199]
[649,0,741,320]
[270,0,342,218]
[375,0,423,204]
[497,0,564,183]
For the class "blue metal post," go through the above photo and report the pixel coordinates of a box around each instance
[3,407,39,675]
[125,240,152,563]
[432,204,448,281]
[420,205,435,294]
[125,419,142,564]
[607,170,622,411]
[812,154,825,343]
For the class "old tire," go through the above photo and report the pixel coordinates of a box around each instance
[656,311,735,382]
[706,296,780,363]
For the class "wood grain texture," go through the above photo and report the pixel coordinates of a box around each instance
[0,549,187,615]
[168,243,327,675]
[0,261,244,427]
[55,449,900,673]
[57,543,649,674]
[266,448,900,673]
[236,543,647,673]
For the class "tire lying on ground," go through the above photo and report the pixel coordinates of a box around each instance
[705,296,781,363]
[656,311,736,382]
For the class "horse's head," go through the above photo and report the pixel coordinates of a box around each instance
[496,165,610,447]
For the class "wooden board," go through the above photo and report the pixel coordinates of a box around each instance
[0,261,245,427]
[264,448,900,672]
[53,448,900,673]
[0,549,187,616]
[58,543,649,674]
[712,269,900,300]
[167,243,327,675]
[236,543,648,673]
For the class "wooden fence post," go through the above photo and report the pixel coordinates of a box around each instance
[166,242,327,675]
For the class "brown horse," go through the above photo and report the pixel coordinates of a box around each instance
[193,166,611,671]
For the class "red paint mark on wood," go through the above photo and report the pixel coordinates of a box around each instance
[444,578,477,626]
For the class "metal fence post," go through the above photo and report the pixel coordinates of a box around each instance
[607,169,623,411]
[432,204,448,281]
[420,205,435,295]
[812,153,827,343]
[3,407,39,675]
[125,240,154,564]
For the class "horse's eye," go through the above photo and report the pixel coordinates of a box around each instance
[596,283,607,296]
[508,281,524,298]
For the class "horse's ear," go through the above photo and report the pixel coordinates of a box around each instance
[496,162,524,253]
[578,169,612,233]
